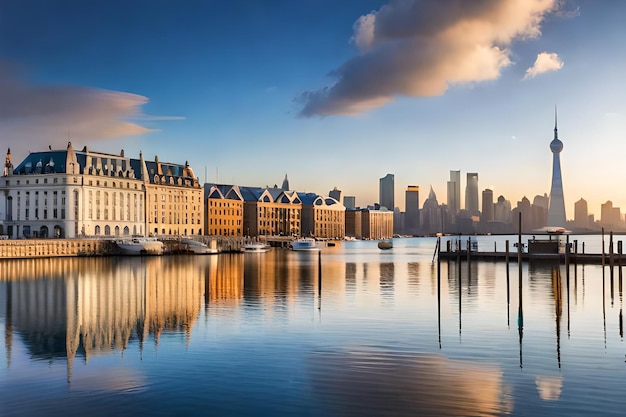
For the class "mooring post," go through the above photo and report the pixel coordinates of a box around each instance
[506,240,510,266]
[318,251,322,299]
[602,228,605,268]
[610,232,615,269]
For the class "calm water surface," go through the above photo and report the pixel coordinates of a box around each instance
[1,235,625,416]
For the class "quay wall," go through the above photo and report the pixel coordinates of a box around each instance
[0,239,116,259]
[0,236,254,259]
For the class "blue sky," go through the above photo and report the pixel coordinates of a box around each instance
[1,0,625,219]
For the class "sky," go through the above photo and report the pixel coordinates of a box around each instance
[1,0,625,220]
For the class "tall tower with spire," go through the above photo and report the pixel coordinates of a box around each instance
[547,108,567,227]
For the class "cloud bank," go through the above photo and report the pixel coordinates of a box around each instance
[0,64,179,156]
[522,52,564,80]
[298,0,559,117]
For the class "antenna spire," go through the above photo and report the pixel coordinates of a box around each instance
[554,105,558,140]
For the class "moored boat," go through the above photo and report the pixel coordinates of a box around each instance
[378,240,393,250]
[182,238,218,254]
[291,237,321,252]
[116,237,164,255]
[241,242,271,253]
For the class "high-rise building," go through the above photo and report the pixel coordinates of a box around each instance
[601,201,622,230]
[481,189,494,222]
[281,174,290,191]
[574,198,589,230]
[465,172,479,214]
[547,110,567,227]
[329,186,342,202]
[404,185,420,235]
[379,173,394,211]
[447,170,461,217]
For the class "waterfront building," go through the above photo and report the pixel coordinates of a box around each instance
[447,170,461,221]
[345,209,362,239]
[1,143,145,238]
[240,186,302,237]
[512,196,532,232]
[204,184,244,236]
[404,185,420,235]
[465,172,479,215]
[343,196,356,210]
[547,110,567,227]
[361,207,394,240]
[379,173,394,211]
[300,193,345,239]
[574,198,589,230]
[0,143,203,239]
[141,154,203,236]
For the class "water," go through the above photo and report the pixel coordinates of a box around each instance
[1,235,625,416]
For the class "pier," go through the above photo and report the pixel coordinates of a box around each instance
[438,235,623,265]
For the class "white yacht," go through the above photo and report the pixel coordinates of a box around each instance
[290,238,321,252]
[116,237,164,255]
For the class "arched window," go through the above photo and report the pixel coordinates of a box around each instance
[104,225,111,235]
[95,225,101,235]
[54,225,62,238]
[115,226,120,236]
[124,226,130,236]
[40,225,49,238]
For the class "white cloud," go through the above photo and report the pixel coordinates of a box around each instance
[0,63,181,158]
[298,0,560,117]
[522,52,564,80]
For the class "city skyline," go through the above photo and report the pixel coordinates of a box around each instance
[1,1,625,216]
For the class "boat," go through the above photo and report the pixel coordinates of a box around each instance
[182,238,218,254]
[116,237,164,255]
[241,242,271,253]
[290,237,321,252]
[378,240,393,250]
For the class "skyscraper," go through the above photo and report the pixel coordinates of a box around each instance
[481,189,494,222]
[447,170,461,217]
[547,110,566,227]
[329,186,342,202]
[465,172,479,214]
[405,185,420,235]
[379,173,394,210]
[574,198,588,230]
[343,196,356,210]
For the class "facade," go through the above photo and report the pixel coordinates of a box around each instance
[300,193,345,239]
[379,173,394,211]
[361,208,394,240]
[1,143,145,238]
[240,186,302,237]
[204,184,244,236]
[404,185,420,235]
[345,209,362,239]
[141,155,203,236]
[547,111,567,227]
[0,143,203,239]
[465,172,479,215]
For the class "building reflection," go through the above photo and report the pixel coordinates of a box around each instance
[308,348,512,416]
[1,257,205,381]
